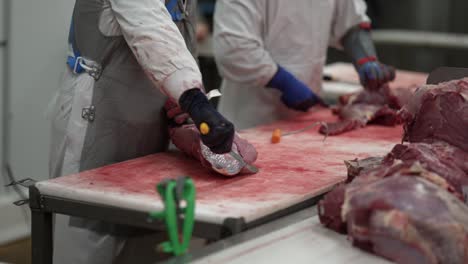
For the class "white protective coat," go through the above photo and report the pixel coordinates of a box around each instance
[48,0,203,263]
[214,0,369,129]
[109,0,203,100]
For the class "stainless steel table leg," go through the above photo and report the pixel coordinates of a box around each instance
[31,209,53,264]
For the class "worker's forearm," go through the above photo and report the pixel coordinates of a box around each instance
[343,24,396,90]
[110,0,203,101]
[342,25,378,67]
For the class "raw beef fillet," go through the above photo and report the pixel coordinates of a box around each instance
[169,124,258,176]
[344,175,468,264]
[344,156,384,183]
[318,78,468,263]
[385,142,468,198]
[400,78,468,152]
[318,155,463,236]
[318,184,347,233]
[319,163,468,263]
[320,85,413,135]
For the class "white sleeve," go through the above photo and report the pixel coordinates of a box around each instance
[329,0,370,49]
[213,0,277,87]
[109,0,203,101]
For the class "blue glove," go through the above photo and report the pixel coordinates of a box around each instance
[267,65,320,112]
[342,25,396,90]
[357,58,396,90]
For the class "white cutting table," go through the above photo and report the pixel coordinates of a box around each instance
[167,207,391,264]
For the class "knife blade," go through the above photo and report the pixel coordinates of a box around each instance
[427,67,468,85]
[229,151,259,174]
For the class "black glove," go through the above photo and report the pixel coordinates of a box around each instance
[179,89,235,154]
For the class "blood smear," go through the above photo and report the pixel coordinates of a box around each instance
[42,109,401,221]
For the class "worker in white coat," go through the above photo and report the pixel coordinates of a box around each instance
[48,0,235,263]
[213,0,395,129]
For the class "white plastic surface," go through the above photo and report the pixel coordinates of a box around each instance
[193,217,390,264]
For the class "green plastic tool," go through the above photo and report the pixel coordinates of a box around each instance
[149,176,196,256]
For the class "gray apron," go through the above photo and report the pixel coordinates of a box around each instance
[48,0,198,263]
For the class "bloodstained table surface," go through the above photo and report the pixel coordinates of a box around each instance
[36,65,427,225]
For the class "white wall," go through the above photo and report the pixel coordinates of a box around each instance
[0,0,74,244]
[8,0,74,182]
[0,0,5,195]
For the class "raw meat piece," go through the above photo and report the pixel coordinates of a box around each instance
[319,78,468,263]
[164,99,258,176]
[321,105,399,136]
[318,184,347,234]
[320,85,412,135]
[400,78,468,152]
[344,156,384,183]
[339,85,405,108]
[169,124,258,176]
[343,175,468,264]
[318,161,460,239]
[385,142,468,197]
[340,141,468,200]
[318,157,400,235]
[345,162,460,204]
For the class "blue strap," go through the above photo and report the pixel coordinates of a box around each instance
[66,16,85,74]
[166,0,184,22]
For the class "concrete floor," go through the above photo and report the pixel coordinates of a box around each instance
[0,238,31,264]
[0,236,208,263]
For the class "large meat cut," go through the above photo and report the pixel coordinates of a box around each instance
[318,78,468,263]
[344,175,468,264]
[319,85,413,135]
[400,79,468,152]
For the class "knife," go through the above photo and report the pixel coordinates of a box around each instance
[426,67,468,85]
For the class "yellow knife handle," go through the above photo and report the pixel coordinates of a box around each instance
[200,122,210,135]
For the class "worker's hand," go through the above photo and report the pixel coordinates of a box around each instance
[164,99,190,126]
[357,60,396,90]
[268,65,321,112]
[179,88,235,154]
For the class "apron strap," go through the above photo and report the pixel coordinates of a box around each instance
[166,0,186,22]
[66,14,102,80]
[66,15,86,74]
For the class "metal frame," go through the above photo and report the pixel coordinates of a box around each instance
[29,184,325,264]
